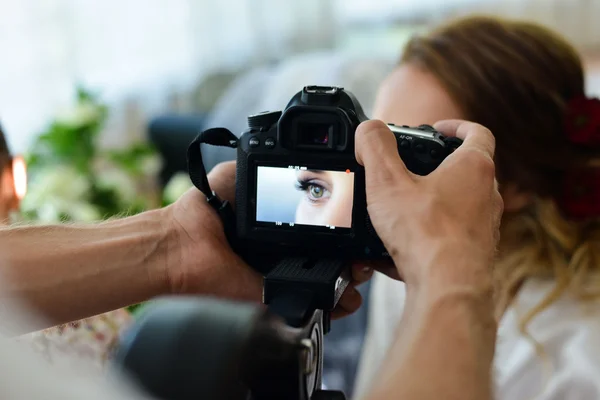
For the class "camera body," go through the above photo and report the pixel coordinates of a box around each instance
[235,86,460,261]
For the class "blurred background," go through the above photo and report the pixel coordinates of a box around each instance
[1,0,600,223]
[2,1,600,396]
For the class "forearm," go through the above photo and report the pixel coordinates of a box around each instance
[0,209,174,330]
[367,252,497,400]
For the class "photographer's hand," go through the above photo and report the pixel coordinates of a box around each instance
[0,165,366,333]
[356,120,502,286]
[355,119,502,400]
[167,162,370,319]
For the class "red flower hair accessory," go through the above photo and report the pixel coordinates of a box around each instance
[560,96,600,220]
[561,168,600,220]
[564,96,600,146]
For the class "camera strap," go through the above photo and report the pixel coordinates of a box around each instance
[187,127,239,244]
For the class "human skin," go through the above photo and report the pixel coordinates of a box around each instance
[295,169,355,228]
[0,161,372,331]
[356,118,502,400]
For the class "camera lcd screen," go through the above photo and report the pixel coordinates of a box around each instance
[255,166,354,229]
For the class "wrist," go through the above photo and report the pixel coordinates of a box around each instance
[408,278,496,320]
[387,279,497,400]
[398,239,497,324]
[144,207,180,296]
[410,282,498,358]
[397,239,495,293]
[160,198,220,295]
[404,254,498,352]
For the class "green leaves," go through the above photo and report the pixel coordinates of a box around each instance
[106,142,158,177]
[22,86,160,224]
[27,87,108,176]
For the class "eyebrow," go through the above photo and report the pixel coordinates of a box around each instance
[307,169,325,174]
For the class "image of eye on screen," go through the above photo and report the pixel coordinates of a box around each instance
[256,166,355,229]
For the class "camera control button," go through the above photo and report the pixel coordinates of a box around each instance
[399,139,410,149]
[430,148,441,159]
[265,137,276,149]
[414,143,426,153]
[249,137,260,148]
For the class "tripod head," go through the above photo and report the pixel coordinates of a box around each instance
[111,258,350,400]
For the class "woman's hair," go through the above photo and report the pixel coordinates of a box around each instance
[400,16,600,328]
[0,124,9,167]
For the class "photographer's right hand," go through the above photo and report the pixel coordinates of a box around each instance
[355,119,503,291]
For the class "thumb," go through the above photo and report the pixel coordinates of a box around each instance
[355,120,412,190]
[208,161,237,206]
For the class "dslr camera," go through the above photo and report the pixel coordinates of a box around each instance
[235,85,461,262]
[114,87,462,400]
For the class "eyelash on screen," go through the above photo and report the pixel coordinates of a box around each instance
[295,179,312,191]
[295,179,327,199]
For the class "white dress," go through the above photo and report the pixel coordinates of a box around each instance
[354,274,600,400]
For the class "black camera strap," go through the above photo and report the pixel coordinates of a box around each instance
[187,128,239,244]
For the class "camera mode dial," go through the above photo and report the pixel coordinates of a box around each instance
[248,111,282,131]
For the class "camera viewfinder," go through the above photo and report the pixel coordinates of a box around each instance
[297,122,332,147]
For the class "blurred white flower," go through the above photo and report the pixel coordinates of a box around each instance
[69,202,102,222]
[22,165,91,209]
[140,155,162,178]
[30,196,101,223]
[55,101,102,129]
[35,201,62,223]
[163,173,193,204]
[20,164,101,223]
[96,167,138,204]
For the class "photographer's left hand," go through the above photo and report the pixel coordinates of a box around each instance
[165,161,371,318]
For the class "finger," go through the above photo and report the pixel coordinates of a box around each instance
[207,161,237,205]
[492,181,504,246]
[374,264,403,281]
[493,178,503,227]
[355,120,413,189]
[433,119,496,161]
[355,260,402,281]
[331,308,353,320]
[228,259,263,302]
[351,264,374,285]
[332,285,362,319]
[196,250,263,303]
